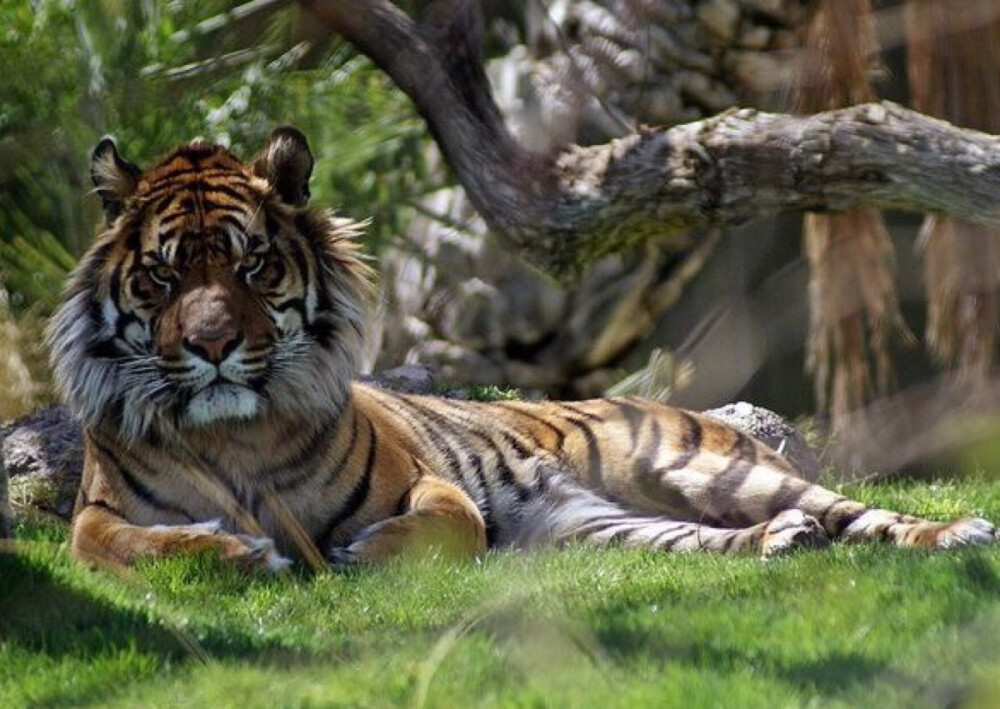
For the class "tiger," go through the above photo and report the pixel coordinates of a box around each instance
[47,127,997,572]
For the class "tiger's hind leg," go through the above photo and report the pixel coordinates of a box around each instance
[633,447,996,550]
[328,475,487,564]
[514,473,829,557]
[607,409,997,550]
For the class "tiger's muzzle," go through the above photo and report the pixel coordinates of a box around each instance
[158,272,272,425]
[179,282,243,365]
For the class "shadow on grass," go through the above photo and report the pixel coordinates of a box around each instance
[588,553,1000,701]
[1,554,187,658]
[0,552,319,707]
[595,616,887,695]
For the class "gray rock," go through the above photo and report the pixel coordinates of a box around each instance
[702,401,821,480]
[0,427,11,538]
[409,340,506,384]
[739,24,772,51]
[2,405,84,521]
[697,0,740,41]
[363,365,438,395]
[432,278,509,350]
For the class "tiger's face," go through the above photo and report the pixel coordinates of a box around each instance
[48,128,371,439]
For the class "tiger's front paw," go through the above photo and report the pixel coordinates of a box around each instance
[761,509,830,559]
[328,546,360,567]
[232,534,294,573]
[149,520,292,573]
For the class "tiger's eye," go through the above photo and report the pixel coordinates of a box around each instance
[148,264,176,287]
[240,252,266,279]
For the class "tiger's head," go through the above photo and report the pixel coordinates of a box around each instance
[48,127,372,439]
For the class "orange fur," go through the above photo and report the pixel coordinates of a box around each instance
[49,130,997,572]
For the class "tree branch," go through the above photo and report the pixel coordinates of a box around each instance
[301,0,1000,280]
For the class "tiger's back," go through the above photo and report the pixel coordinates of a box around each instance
[50,128,996,571]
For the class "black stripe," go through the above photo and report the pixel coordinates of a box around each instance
[457,425,533,503]
[314,408,362,491]
[467,452,497,547]
[660,527,697,550]
[650,523,682,546]
[495,455,531,504]
[381,394,465,480]
[320,417,376,546]
[605,525,634,546]
[425,399,536,465]
[406,396,536,507]
[86,337,121,359]
[638,418,663,474]
[560,416,604,492]
[499,430,532,460]
[558,402,604,422]
[200,199,249,216]
[141,178,255,205]
[661,412,703,472]
[614,398,646,447]
[710,432,758,527]
[273,297,307,314]
[150,177,253,202]
[573,513,632,538]
[214,213,248,233]
[83,497,127,518]
[575,521,620,541]
[147,165,199,183]
[730,431,758,465]
[493,402,566,448]
[201,181,254,202]
[90,437,194,522]
[154,195,180,216]
[766,477,809,518]
[265,416,346,493]
[821,499,866,536]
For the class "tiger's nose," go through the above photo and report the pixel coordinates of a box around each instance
[182,329,243,364]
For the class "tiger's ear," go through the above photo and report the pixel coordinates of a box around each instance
[91,137,141,223]
[253,126,314,207]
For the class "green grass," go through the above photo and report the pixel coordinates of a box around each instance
[3,478,1000,708]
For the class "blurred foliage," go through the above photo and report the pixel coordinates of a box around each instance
[0,0,433,306]
[0,0,437,415]
[0,303,48,419]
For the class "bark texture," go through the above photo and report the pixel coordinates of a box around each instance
[371,0,811,395]
[303,0,1000,280]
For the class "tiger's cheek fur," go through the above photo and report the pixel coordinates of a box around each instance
[254,233,314,338]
